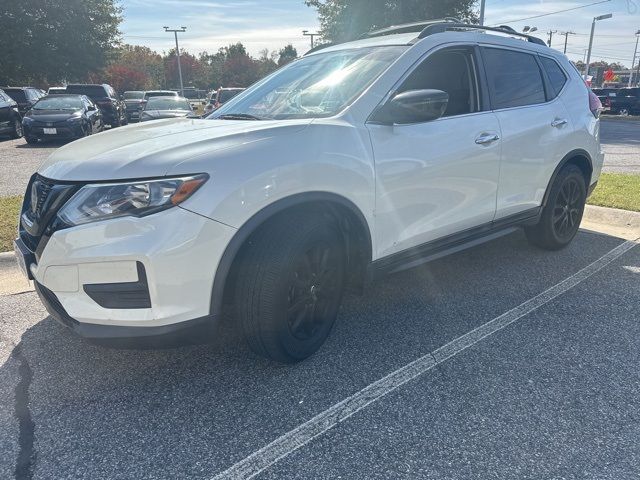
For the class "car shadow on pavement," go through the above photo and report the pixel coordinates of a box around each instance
[15,140,69,149]
[0,229,628,479]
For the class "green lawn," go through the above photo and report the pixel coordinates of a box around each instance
[588,173,640,212]
[0,196,22,252]
[0,173,638,252]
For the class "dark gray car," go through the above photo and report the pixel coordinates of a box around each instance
[139,96,198,121]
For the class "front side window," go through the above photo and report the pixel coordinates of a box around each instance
[540,56,567,98]
[211,46,407,120]
[396,47,479,117]
[483,48,546,109]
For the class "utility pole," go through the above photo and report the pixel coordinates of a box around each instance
[479,0,486,26]
[560,31,575,54]
[585,14,613,79]
[302,30,319,49]
[164,26,186,96]
[547,30,557,47]
[631,29,640,87]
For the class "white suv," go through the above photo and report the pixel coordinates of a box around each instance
[15,21,603,362]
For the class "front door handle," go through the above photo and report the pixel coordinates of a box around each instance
[551,119,568,128]
[475,133,500,145]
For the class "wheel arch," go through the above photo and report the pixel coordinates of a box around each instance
[542,149,593,207]
[210,192,373,318]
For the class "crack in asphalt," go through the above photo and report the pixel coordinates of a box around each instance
[12,343,35,480]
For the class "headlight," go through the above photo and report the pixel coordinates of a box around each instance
[67,116,83,123]
[57,174,208,226]
[22,117,33,124]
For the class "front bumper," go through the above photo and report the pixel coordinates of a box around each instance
[26,206,236,343]
[23,122,84,140]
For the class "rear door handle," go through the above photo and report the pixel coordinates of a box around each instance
[551,119,568,128]
[475,133,500,145]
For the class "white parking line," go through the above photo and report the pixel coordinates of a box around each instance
[212,239,638,480]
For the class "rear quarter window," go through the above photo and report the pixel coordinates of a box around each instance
[483,47,546,109]
[539,56,568,98]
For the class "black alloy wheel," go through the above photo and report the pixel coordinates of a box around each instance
[525,164,586,250]
[287,241,343,341]
[552,177,582,240]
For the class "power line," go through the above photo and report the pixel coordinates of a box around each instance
[489,0,612,25]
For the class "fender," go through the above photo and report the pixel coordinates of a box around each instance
[209,192,373,318]
[541,149,593,207]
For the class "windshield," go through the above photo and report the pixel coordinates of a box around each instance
[144,97,191,110]
[210,46,406,120]
[33,96,83,110]
[124,91,144,99]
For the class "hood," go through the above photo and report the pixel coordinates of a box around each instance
[141,110,195,120]
[26,109,83,122]
[38,117,311,181]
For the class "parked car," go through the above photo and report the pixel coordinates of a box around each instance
[15,21,603,363]
[22,94,103,144]
[2,87,44,115]
[0,88,23,139]
[65,84,126,127]
[48,87,67,94]
[122,90,145,122]
[139,96,198,121]
[204,87,245,114]
[608,87,640,116]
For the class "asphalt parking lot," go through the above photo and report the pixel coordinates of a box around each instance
[1,228,639,479]
[0,116,638,197]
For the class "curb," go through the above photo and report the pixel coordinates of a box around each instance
[0,251,15,267]
[600,115,640,123]
[583,204,640,229]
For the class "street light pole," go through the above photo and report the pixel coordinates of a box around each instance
[547,30,557,47]
[302,30,319,49]
[479,0,486,26]
[164,26,186,96]
[631,30,640,87]
[585,14,612,79]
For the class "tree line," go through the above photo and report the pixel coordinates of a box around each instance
[91,43,299,93]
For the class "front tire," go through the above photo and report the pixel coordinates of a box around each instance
[525,164,586,250]
[235,212,346,363]
[25,135,38,145]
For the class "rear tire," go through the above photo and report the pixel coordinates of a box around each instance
[9,119,22,139]
[235,212,346,363]
[525,164,586,250]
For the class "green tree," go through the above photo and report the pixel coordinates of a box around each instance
[0,0,122,86]
[278,44,298,66]
[305,0,477,43]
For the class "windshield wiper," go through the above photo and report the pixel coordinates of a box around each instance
[216,113,263,121]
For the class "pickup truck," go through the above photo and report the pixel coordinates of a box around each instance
[608,87,640,116]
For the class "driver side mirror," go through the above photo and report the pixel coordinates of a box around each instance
[371,89,449,125]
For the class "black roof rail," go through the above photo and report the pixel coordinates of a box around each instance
[417,22,547,46]
[361,18,461,39]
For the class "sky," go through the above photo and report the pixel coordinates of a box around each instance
[120,0,640,67]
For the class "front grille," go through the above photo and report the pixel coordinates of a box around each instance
[19,174,80,258]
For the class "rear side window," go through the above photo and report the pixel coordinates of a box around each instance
[483,48,546,109]
[540,56,567,98]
